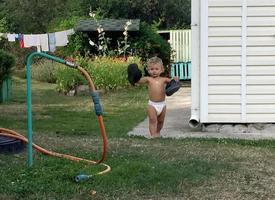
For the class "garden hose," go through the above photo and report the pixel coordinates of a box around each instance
[76,65,108,164]
[0,52,110,182]
[0,128,111,182]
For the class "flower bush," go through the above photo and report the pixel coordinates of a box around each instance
[55,56,142,93]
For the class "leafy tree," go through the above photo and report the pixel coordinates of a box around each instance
[0,0,65,33]
[0,0,191,33]
[95,0,191,29]
[131,22,171,66]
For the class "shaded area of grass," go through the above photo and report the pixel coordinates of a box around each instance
[0,77,147,137]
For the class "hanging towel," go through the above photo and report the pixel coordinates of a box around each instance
[7,33,17,42]
[55,31,68,47]
[48,33,56,52]
[39,34,49,52]
[24,34,40,47]
[66,29,75,36]
[15,34,20,41]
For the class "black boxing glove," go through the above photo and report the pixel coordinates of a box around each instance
[166,79,180,96]
[127,63,142,85]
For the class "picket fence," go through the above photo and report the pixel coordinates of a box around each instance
[158,30,192,80]
[158,29,192,63]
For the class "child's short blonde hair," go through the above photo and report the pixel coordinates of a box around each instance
[147,56,163,69]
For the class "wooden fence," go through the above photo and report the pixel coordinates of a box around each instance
[158,29,192,62]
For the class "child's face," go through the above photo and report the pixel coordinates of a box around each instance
[147,63,163,78]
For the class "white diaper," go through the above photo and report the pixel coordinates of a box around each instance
[148,100,166,116]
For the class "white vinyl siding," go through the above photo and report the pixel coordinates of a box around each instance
[246,2,275,122]
[207,1,242,122]
[202,0,275,123]
[209,85,241,94]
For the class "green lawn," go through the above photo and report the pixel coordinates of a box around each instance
[1,77,275,200]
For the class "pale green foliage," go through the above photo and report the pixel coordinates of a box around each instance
[31,60,61,83]
[0,17,7,33]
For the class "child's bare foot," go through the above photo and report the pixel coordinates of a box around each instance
[151,134,161,138]
[144,134,152,139]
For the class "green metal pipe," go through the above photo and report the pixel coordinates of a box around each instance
[26,52,71,167]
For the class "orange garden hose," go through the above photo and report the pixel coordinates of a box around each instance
[0,128,111,177]
[77,66,108,164]
[0,53,110,182]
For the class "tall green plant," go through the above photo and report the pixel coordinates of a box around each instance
[0,50,15,84]
[55,56,142,93]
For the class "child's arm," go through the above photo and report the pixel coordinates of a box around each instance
[165,76,180,96]
[164,76,179,84]
[172,76,179,82]
[137,77,149,84]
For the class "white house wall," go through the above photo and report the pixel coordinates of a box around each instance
[206,0,242,122]
[201,0,275,123]
[246,1,275,122]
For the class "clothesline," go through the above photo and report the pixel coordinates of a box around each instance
[0,28,75,52]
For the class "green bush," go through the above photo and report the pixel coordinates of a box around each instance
[55,56,142,93]
[131,22,171,66]
[55,65,86,93]
[0,50,15,83]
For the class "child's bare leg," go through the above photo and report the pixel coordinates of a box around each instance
[157,106,166,135]
[148,105,158,137]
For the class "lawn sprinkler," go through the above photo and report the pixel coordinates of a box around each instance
[0,52,111,182]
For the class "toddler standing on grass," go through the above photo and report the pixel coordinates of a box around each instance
[137,57,179,138]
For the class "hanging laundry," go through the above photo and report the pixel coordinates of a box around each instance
[24,34,40,47]
[5,28,75,52]
[66,29,75,36]
[48,33,56,53]
[55,30,68,47]
[39,34,49,52]
[7,33,17,42]
[18,34,24,48]
[15,34,20,41]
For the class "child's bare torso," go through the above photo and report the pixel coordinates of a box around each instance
[147,77,169,102]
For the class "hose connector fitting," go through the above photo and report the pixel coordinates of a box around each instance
[90,92,103,116]
[75,174,90,182]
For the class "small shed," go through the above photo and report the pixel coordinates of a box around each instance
[75,19,140,38]
[75,19,140,54]
[190,0,275,127]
